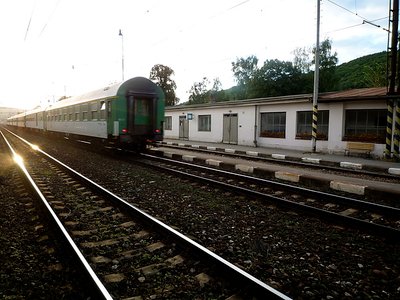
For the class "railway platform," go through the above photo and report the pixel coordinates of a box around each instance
[160,139,400,174]
[155,139,400,199]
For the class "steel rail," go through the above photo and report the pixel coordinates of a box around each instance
[156,143,400,180]
[4,129,291,299]
[0,130,113,300]
[142,153,400,216]
[139,153,400,240]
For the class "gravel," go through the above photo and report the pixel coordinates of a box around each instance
[4,131,400,299]
[0,148,91,299]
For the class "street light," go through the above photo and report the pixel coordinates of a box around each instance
[119,29,125,81]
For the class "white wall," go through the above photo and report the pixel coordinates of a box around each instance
[165,100,387,156]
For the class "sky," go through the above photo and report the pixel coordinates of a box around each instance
[0,0,391,110]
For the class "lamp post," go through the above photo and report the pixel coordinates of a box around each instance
[119,29,125,81]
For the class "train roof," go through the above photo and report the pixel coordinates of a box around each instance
[8,77,162,120]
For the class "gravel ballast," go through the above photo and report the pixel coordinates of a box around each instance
[4,131,400,299]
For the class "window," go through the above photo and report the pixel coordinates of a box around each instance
[344,109,386,143]
[296,110,329,140]
[90,102,98,120]
[164,116,172,130]
[198,115,211,131]
[81,104,88,121]
[99,101,106,120]
[75,105,80,121]
[63,108,67,121]
[260,112,286,138]
[135,98,150,116]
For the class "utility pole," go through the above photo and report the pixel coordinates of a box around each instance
[312,0,321,153]
[119,29,125,81]
[386,0,399,159]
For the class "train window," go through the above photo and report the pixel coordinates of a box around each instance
[82,104,88,121]
[75,112,79,121]
[89,102,97,120]
[69,113,73,121]
[134,98,150,116]
[100,101,106,120]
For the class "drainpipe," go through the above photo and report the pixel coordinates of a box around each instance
[253,105,258,147]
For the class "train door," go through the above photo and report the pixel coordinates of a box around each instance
[179,115,189,140]
[222,113,238,144]
[127,94,156,135]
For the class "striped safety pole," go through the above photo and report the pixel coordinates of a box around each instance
[385,99,394,159]
[394,100,400,160]
[312,104,318,151]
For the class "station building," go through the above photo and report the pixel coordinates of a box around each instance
[164,87,399,158]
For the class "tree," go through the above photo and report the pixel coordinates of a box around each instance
[256,59,305,97]
[231,55,259,99]
[149,64,178,106]
[210,78,222,103]
[187,77,210,104]
[292,46,312,73]
[312,38,338,92]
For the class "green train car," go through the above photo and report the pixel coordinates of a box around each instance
[7,77,165,150]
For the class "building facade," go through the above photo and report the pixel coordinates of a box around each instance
[164,88,398,158]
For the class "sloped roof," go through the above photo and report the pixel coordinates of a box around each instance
[319,87,390,101]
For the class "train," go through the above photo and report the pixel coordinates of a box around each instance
[7,77,165,150]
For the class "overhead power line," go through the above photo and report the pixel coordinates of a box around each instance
[24,0,37,41]
[39,0,62,37]
[326,0,389,32]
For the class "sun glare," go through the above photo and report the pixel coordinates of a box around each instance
[13,154,24,167]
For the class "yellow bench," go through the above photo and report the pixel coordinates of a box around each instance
[345,142,374,157]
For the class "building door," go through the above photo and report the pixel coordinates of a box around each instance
[179,115,189,139]
[223,113,238,144]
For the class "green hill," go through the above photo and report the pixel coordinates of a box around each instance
[335,51,387,90]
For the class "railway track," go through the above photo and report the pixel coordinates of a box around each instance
[1,129,290,299]
[156,142,400,182]
[136,153,400,240]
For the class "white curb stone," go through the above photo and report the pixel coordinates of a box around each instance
[178,143,186,147]
[272,154,286,160]
[206,159,222,166]
[235,164,254,173]
[340,161,363,170]
[182,155,196,162]
[207,146,217,151]
[164,152,174,158]
[275,171,300,183]
[302,157,321,164]
[192,145,200,148]
[330,181,366,195]
[388,168,400,175]
[225,149,236,154]
[246,151,258,156]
